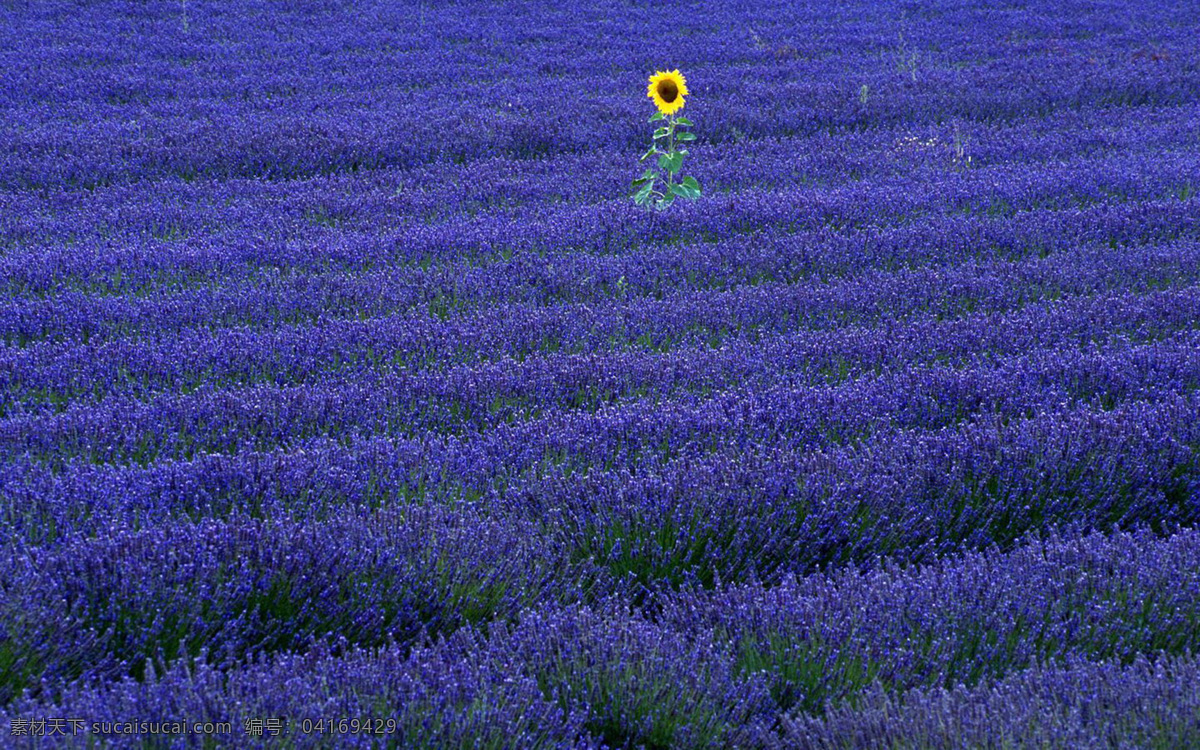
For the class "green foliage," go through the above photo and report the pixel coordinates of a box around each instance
[631,105,703,210]
[658,152,683,174]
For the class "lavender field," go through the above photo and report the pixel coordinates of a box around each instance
[2,0,1200,747]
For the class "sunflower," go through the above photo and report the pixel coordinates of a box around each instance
[647,69,688,116]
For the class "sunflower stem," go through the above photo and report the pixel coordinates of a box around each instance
[666,115,676,197]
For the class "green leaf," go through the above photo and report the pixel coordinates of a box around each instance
[634,182,655,202]
[649,112,665,122]
[682,176,701,194]
[657,191,676,209]
[675,117,694,126]
[640,147,657,161]
[671,183,700,200]
[676,132,696,142]
[658,153,683,174]
[653,127,670,139]
[641,168,656,179]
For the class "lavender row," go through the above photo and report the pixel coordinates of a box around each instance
[5,235,1200,417]
[6,305,1200,486]
[7,527,1200,748]
[4,97,1193,259]
[5,380,1199,603]
[775,653,1200,749]
[5,284,1197,467]
[0,505,589,707]
[4,1,1197,188]
[4,141,1197,304]
[658,524,1200,724]
[533,392,1200,589]
[4,172,1199,347]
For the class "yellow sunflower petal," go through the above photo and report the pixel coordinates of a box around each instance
[647,69,688,115]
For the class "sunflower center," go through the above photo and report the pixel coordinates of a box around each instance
[657,79,679,103]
